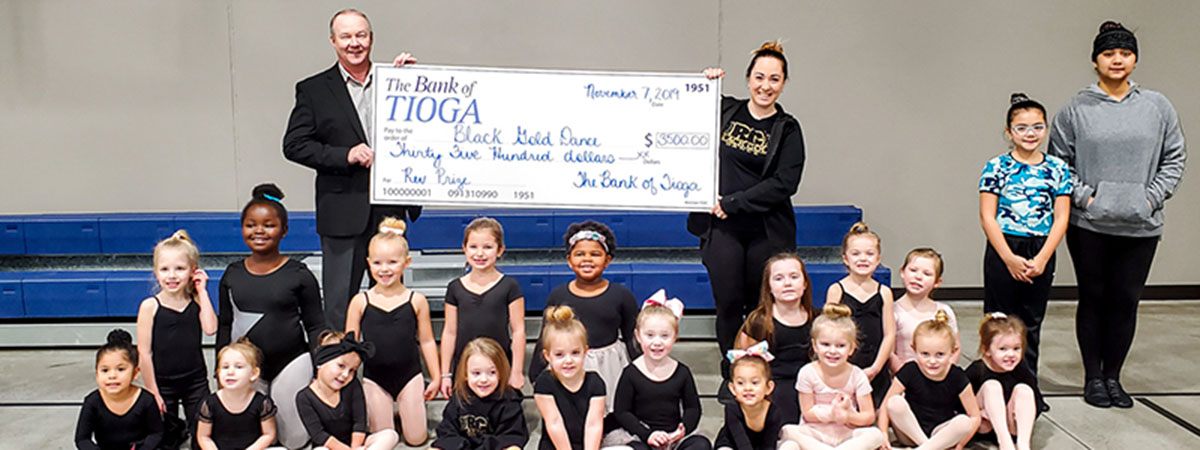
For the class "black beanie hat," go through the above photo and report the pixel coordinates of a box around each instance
[1092,21,1138,61]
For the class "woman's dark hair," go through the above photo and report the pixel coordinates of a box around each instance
[240,183,289,231]
[562,219,617,255]
[1006,92,1046,127]
[96,329,138,367]
[745,41,789,80]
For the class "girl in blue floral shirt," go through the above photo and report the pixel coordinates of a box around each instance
[978,93,1071,377]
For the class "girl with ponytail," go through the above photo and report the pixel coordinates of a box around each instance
[136,229,217,446]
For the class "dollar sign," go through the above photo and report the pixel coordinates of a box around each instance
[644,133,653,148]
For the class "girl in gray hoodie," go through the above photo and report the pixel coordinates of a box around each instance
[1048,20,1186,410]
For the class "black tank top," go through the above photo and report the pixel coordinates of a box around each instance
[359,292,421,380]
[839,282,886,369]
[152,296,206,380]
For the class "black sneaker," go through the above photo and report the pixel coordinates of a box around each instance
[1105,378,1134,408]
[1083,378,1111,408]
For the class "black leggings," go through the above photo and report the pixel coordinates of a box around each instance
[983,234,1055,373]
[1066,226,1158,381]
[701,225,788,375]
[158,372,210,448]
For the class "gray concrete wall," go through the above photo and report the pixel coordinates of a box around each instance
[1,1,1196,286]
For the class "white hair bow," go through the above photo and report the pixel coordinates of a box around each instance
[641,288,684,319]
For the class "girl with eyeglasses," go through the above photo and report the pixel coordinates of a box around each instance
[978,93,1071,384]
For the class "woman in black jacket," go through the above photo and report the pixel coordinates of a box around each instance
[690,40,807,383]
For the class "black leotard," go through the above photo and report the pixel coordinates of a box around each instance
[838,282,891,407]
[714,402,784,450]
[765,317,810,424]
[534,371,607,450]
[446,276,522,373]
[216,259,326,381]
[965,359,1045,413]
[295,380,368,446]
[359,291,422,398]
[151,296,206,381]
[612,363,703,440]
[198,391,276,449]
[74,389,164,450]
[895,361,970,436]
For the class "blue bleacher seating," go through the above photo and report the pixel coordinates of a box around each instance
[0,218,24,255]
[24,215,101,254]
[0,273,23,318]
[21,271,108,318]
[99,214,177,254]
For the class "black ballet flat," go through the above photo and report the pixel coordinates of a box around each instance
[1105,378,1134,408]
[1084,379,1111,408]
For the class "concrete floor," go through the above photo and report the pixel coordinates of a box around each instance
[4,301,1198,449]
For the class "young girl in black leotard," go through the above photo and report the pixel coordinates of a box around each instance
[530,220,639,411]
[533,306,608,450]
[715,353,792,450]
[75,329,164,450]
[824,222,895,408]
[609,294,710,450]
[216,184,326,449]
[734,252,815,424]
[967,313,1043,450]
[439,217,527,398]
[344,217,442,446]
[295,331,399,450]
[196,338,277,450]
[135,230,217,446]
[433,337,528,450]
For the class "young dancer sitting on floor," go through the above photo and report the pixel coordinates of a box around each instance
[196,338,278,450]
[966,313,1044,450]
[891,248,960,374]
[879,311,980,450]
[783,304,884,450]
[433,337,528,450]
[534,306,608,450]
[608,291,710,450]
[715,348,795,450]
[295,331,399,450]
[75,329,164,450]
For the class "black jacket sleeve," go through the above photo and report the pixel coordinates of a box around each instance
[618,288,641,360]
[433,399,466,450]
[722,118,806,215]
[282,82,354,175]
[486,394,530,450]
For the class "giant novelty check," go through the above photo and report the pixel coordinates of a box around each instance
[370,64,721,211]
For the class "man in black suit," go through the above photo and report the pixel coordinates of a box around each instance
[283,8,420,330]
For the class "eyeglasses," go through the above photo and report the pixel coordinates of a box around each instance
[1011,124,1047,135]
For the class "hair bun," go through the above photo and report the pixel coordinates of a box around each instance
[106,329,133,346]
[933,309,950,324]
[545,305,577,324]
[252,183,285,202]
[1099,21,1127,33]
[1010,92,1031,105]
[377,216,408,235]
[822,303,852,319]
[756,40,784,54]
[848,222,869,234]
